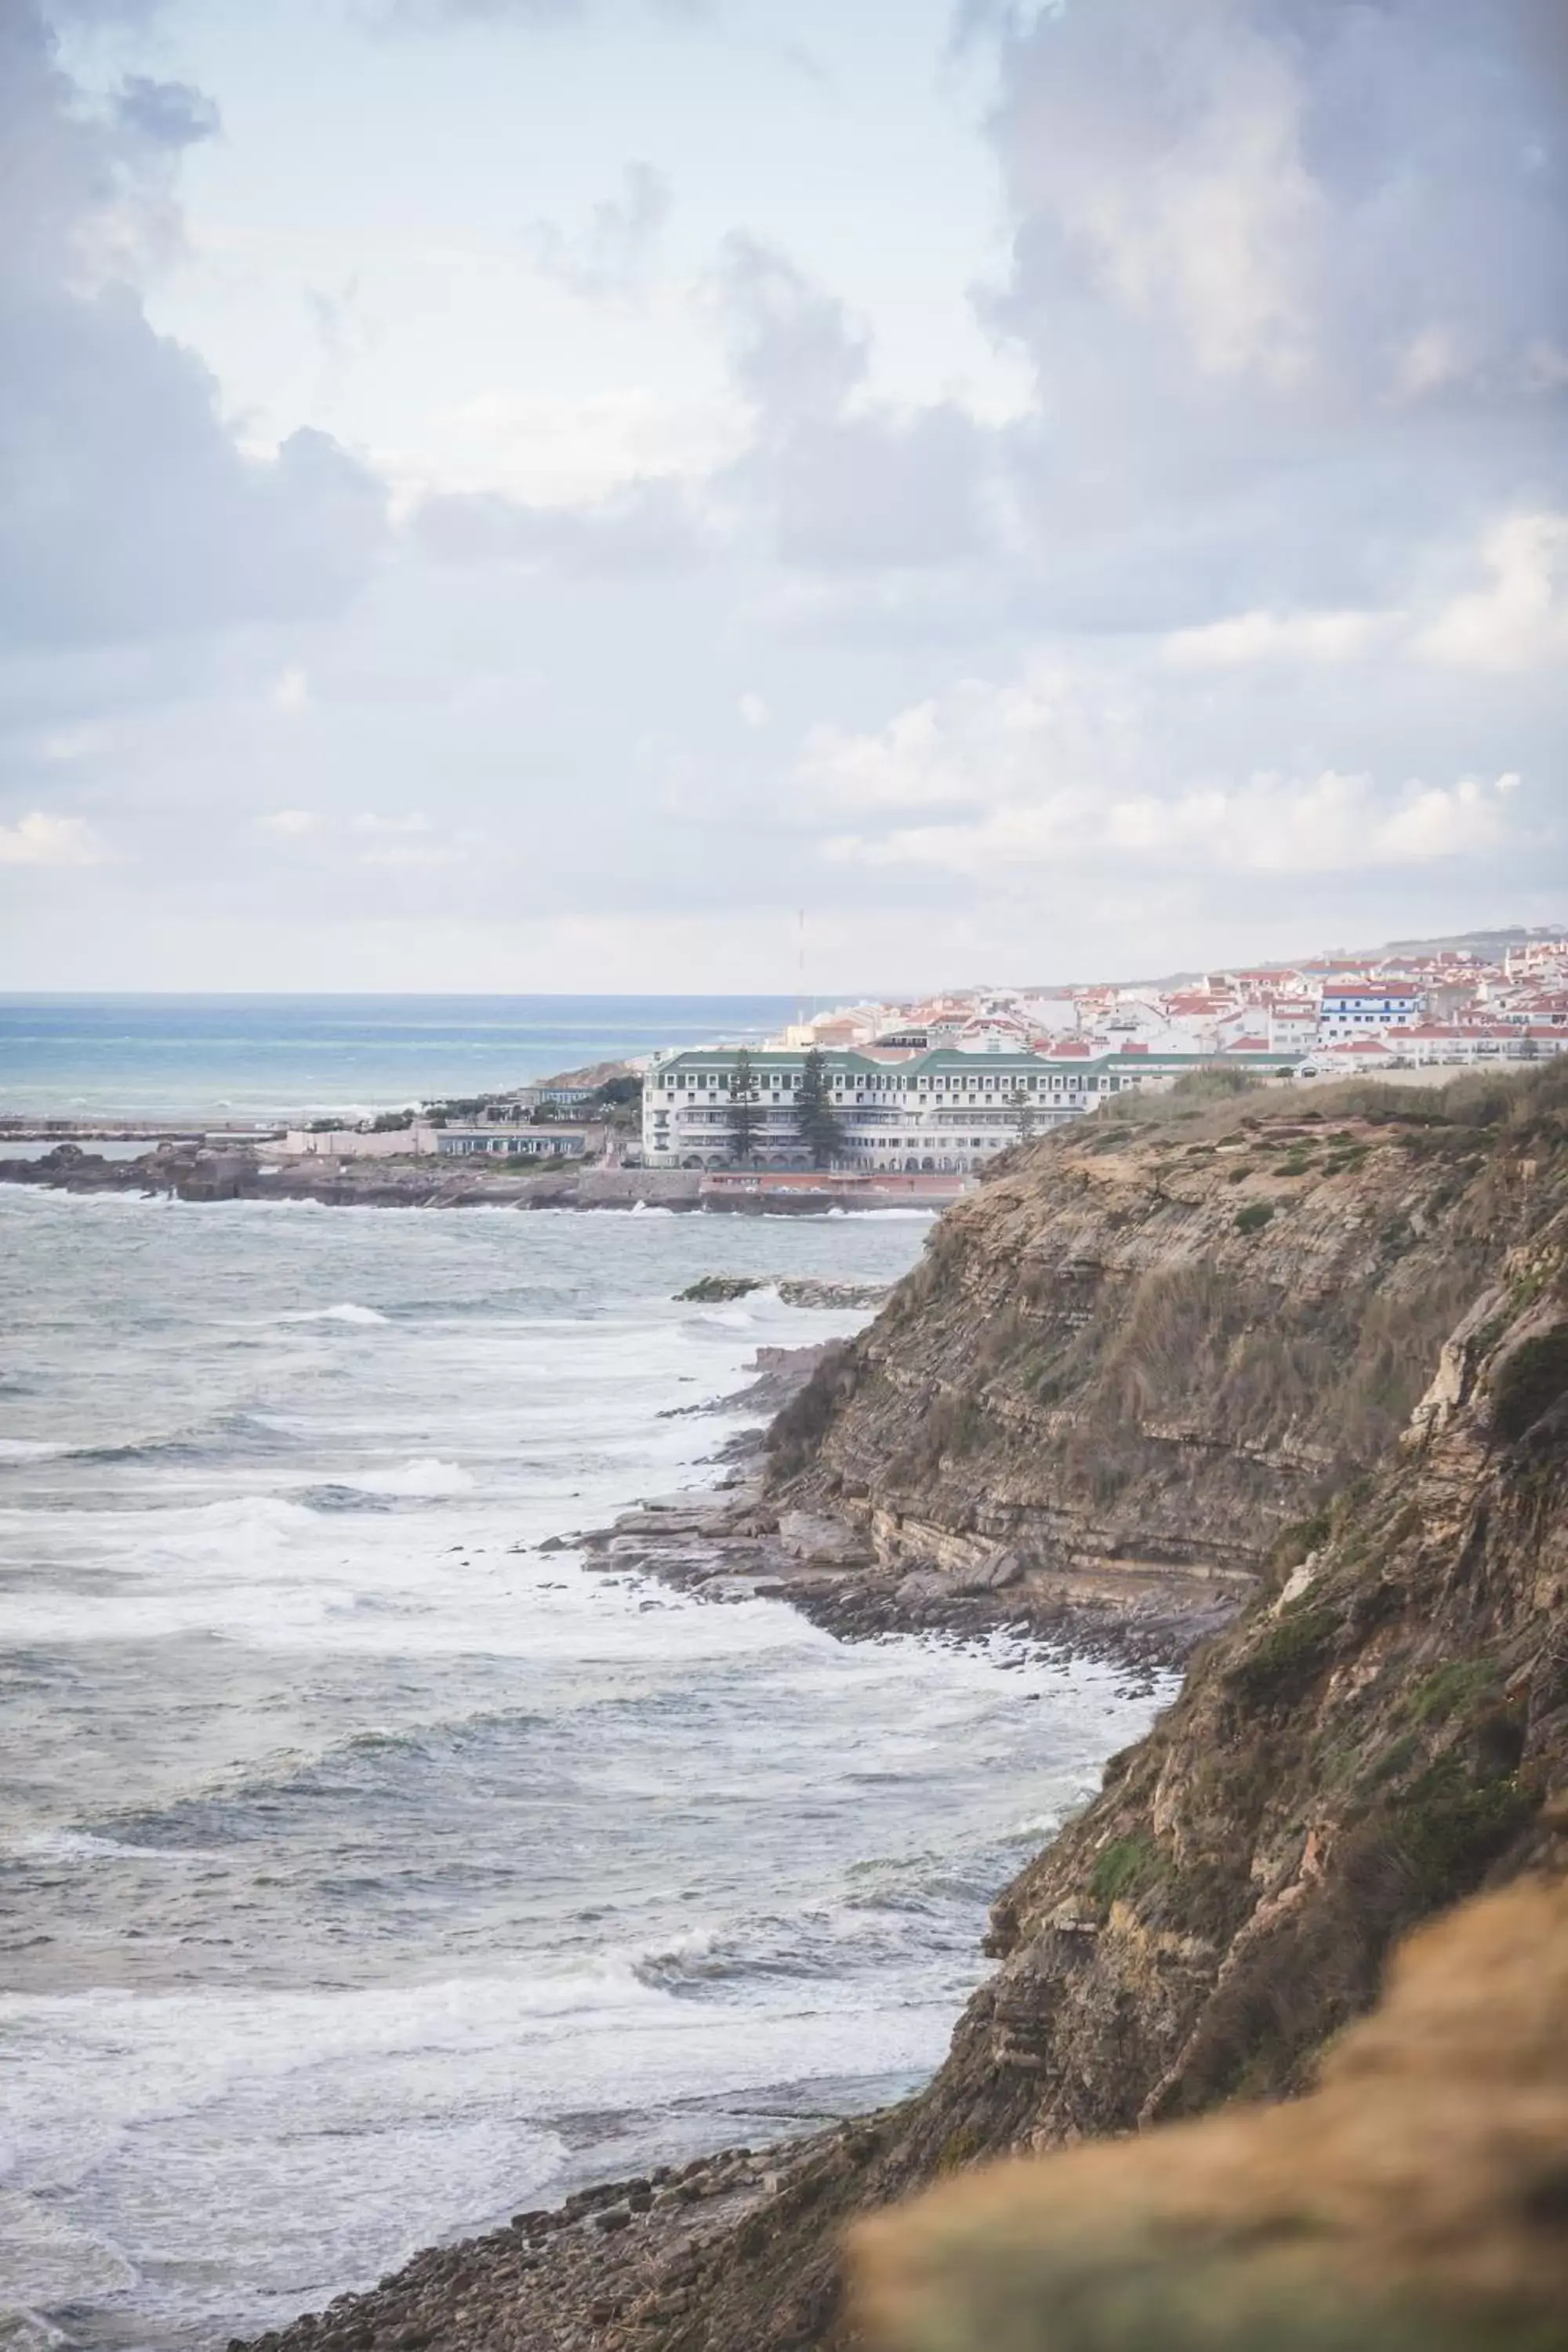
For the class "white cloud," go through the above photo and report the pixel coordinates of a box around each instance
[0,811,111,866]
[259,808,322,836]
[1160,608,1388,670]
[39,724,111,763]
[530,162,671,302]
[800,665,1142,815]
[271,666,311,713]
[826,767,1525,880]
[738,691,771,729]
[1417,513,1568,673]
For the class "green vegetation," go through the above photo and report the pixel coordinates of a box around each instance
[1406,1660,1501,1726]
[1234,1202,1276,1234]
[793,1047,845,1168]
[1226,1601,1341,1704]
[1089,1835,1167,1907]
[1170,1066,1265,1100]
[1388,1753,1534,1902]
[726,1047,761,1165]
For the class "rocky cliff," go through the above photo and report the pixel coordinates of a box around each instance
[768,1075,1564,1656]
[634,1070,1568,2350]
[856,1875,1568,2352]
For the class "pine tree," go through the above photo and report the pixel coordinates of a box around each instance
[726,1049,761,1164]
[1008,1085,1037,1143]
[793,1048,844,1168]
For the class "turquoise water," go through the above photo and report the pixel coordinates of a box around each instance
[0,996,800,1123]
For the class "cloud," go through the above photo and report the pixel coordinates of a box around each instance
[0,811,111,866]
[259,808,323,836]
[531,162,672,300]
[712,234,870,423]
[256,808,471,869]
[710,235,997,572]
[982,0,1568,622]
[826,768,1526,880]
[114,75,220,150]
[1160,608,1389,670]
[411,477,707,572]
[0,3,387,647]
[803,635,1536,884]
[1417,513,1568,673]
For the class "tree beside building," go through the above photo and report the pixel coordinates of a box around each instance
[726,1048,762,1163]
[793,1048,844,1167]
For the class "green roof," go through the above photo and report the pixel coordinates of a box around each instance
[651,1045,1295,1077]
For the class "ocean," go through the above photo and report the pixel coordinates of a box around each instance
[0,1013,1168,2352]
[0,996,803,1125]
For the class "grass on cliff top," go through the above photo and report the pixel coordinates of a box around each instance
[1069,1061,1568,1153]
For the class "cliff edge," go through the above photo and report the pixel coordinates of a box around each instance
[768,1074,1563,1657]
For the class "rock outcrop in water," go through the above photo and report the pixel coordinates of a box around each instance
[245,1070,1568,2352]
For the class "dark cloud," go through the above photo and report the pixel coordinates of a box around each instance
[0,3,386,646]
[114,74,220,150]
[713,233,870,420]
[982,0,1568,618]
[709,234,996,573]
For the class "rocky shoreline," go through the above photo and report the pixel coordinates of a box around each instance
[228,2141,833,2352]
[0,1147,920,1215]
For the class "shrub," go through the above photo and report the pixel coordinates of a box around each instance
[1406,1660,1501,1726]
[1089,1835,1166,1906]
[1388,1755,1534,1903]
[1226,1602,1341,1704]
[1234,1202,1276,1235]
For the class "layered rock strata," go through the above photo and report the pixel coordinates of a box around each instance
[768,1082,1564,1649]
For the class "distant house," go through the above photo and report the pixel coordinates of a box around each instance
[509,1083,599,1111]
[434,1124,605,1160]
[1316,982,1426,1043]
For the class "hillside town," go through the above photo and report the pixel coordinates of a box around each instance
[639,931,1568,1174]
[249,928,1568,1188]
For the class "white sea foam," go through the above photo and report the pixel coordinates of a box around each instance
[278,1302,390,1327]
[348,1456,474,1496]
[0,1185,1164,2351]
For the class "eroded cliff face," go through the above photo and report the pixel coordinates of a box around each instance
[639,1076,1568,2351]
[769,1081,1564,1650]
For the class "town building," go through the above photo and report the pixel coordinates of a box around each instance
[640,1047,1290,1174]
[433,1123,606,1159]
[1316,982,1427,1043]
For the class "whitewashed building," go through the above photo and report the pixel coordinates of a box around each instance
[641,1046,1290,1174]
[1316,982,1427,1042]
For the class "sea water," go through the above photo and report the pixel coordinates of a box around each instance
[0,1190,1167,2350]
[0,996,800,1124]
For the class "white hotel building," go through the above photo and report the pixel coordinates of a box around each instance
[641,1046,1289,1174]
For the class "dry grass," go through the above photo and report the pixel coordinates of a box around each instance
[855,1878,1568,2352]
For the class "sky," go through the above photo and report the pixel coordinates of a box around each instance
[1,0,1564,993]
